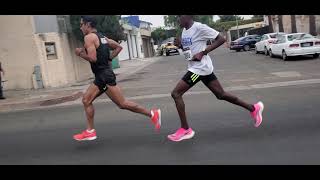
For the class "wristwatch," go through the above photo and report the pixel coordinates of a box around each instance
[202,50,208,55]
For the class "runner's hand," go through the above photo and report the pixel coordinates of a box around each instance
[75,48,84,56]
[174,38,182,48]
[192,51,204,61]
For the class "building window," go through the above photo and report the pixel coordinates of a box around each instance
[45,42,58,60]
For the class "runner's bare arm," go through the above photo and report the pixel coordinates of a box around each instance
[174,38,182,49]
[106,38,123,60]
[76,34,97,63]
[192,34,226,61]
[203,34,226,54]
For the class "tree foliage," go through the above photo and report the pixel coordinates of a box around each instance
[218,15,243,22]
[70,15,126,43]
[163,15,213,38]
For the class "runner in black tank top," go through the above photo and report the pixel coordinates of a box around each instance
[89,32,117,93]
[90,32,112,74]
[73,16,161,141]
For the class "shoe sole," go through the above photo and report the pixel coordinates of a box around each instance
[169,131,195,142]
[155,109,161,130]
[255,102,264,127]
[74,136,97,141]
[158,109,161,127]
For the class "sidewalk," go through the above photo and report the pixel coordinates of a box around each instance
[0,57,161,113]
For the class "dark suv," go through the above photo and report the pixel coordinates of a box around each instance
[230,35,261,52]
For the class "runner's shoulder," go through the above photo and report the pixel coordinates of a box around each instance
[85,33,99,41]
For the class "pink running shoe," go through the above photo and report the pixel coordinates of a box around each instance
[73,129,97,141]
[168,128,195,142]
[250,101,264,127]
[151,109,161,131]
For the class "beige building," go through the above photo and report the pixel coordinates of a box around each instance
[227,21,266,42]
[139,21,155,58]
[266,15,320,35]
[0,15,155,90]
[0,15,93,90]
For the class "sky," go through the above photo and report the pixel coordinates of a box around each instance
[137,15,254,28]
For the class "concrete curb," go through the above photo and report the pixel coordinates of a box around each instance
[0,91,83,113]
[39,91,83,106]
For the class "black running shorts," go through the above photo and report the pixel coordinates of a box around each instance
[93,69,117,92]
[182,71,218,87]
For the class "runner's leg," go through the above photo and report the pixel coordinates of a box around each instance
[204,79,254,112]
[105,85,152,117]
[82,83,102,130]
[171,80,193,129]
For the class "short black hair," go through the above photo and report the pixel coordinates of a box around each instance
[178,15,193,19]
[81,15,97,28]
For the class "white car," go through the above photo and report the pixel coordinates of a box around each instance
[269,33,320,60]
[255,32,286,55]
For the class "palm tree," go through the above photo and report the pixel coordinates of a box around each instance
[268,15,274,33]
[309,15,317,36]
[278,15,284,32]
[291,15,297,33]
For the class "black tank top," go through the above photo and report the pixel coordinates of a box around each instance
[88,32,111,74]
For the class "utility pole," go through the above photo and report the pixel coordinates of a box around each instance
[236,15,240,38]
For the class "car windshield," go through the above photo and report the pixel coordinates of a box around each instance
[235,37,246,41]
[287,33,313,41]
[270,33,285,38]
[270,34,277,38]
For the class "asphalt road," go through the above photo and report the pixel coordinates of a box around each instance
[1,47,320,164]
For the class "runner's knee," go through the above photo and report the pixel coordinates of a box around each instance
[117,101,127,109]
[215,91,226,100]
[82,96,92,106]
[216,91,237,101]
[171,91,182,99]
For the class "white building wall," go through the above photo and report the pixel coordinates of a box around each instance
[118,24,144,60]
[118,39,130,61]
[131,34,138,58]
[136,31,143,58]
[127,32,133,60]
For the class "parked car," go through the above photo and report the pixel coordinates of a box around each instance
[230,35,261,52]
[255,32,286,55]
[163,42,179,56]
[269,33,320,60]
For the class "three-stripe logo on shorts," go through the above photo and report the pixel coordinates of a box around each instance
[190,73,200,82]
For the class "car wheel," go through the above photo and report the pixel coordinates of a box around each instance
[236,49,241,52]
[264,47,269,55]
[313,53,319,59]
[244,45,250,51]
[269,49,274,58]
[282,50,288,61]
[166,52,170,56]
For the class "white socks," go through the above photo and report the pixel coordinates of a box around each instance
[87,129,95,133]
